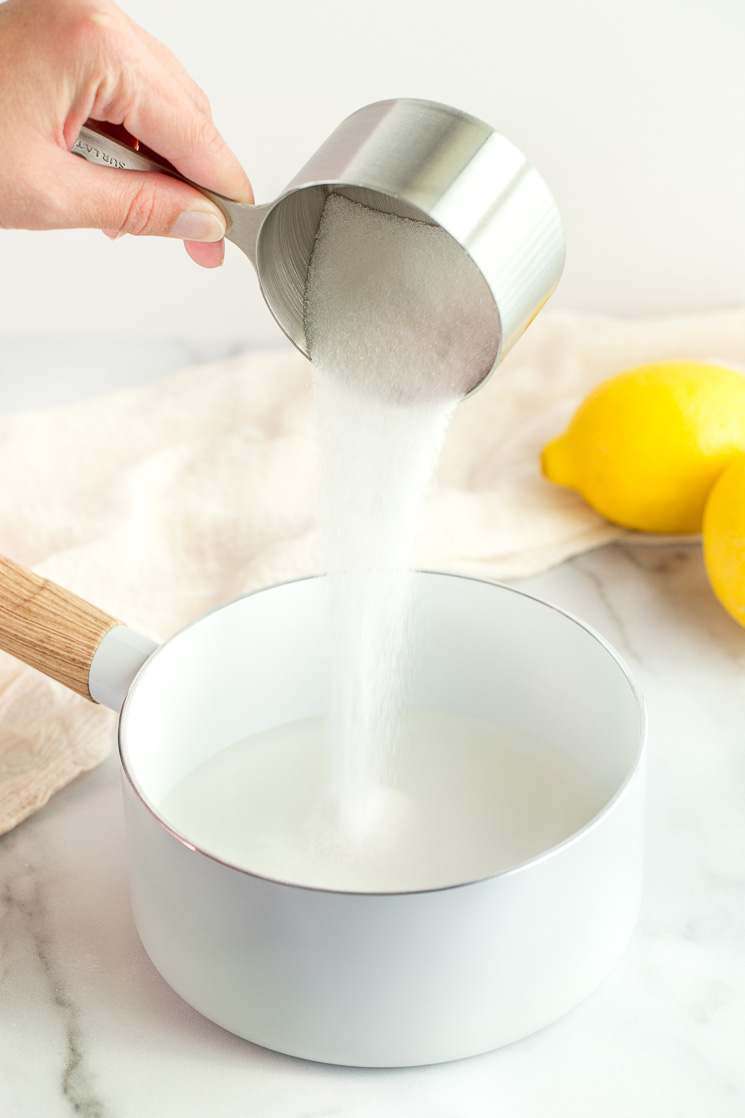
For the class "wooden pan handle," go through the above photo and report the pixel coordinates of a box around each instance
[0,554,121,701]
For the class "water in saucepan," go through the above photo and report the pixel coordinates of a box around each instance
[158,711,609,892]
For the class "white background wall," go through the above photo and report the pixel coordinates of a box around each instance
[2,0,745,341]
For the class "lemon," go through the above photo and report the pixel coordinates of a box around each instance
[541,361,745,533]
[703,456,745,626]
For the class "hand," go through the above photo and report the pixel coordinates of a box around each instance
[0,0,253,267]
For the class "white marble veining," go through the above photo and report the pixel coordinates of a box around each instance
[1,340,744,1117]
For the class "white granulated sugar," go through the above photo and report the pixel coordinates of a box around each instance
[305,193,499,843]
[306,195,498,403]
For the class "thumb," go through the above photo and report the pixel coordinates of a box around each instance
[53,151,227,242]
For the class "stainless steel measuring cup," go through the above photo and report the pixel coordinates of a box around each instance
[75,98,565,395]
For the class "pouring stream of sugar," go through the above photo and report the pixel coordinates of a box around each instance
[158,198,603,892]
[304,195,499,845]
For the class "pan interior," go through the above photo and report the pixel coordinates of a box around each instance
[118,573,645,889]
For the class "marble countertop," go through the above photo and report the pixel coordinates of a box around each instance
[1,339,743,1118]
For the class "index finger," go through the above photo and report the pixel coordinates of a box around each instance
[91,11,254,203]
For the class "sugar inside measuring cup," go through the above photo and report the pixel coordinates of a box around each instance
[74,99,565,396]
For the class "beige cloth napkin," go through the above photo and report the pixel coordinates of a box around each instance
[2,306,745,834]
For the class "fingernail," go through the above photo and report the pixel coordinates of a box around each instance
[102,229,125,240]
[170,210,225,242]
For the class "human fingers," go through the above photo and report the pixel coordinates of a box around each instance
[81,6,253,204]
[45,145,227,243]
[182,240,225,268]
[102,228,226,268]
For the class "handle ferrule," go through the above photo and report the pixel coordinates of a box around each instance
[88,626,158,711]
[0,555,158,708]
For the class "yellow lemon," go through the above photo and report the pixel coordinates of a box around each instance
[703,456,745,626]
[541,361,745,533]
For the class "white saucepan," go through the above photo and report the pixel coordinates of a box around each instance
[0,557,645,1067]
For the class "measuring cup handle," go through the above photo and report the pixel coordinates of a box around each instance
[72,121,180,178]
[0,553,153,706]
[72,121,236,233]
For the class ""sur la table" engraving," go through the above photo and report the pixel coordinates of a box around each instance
[74,139,127,169]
